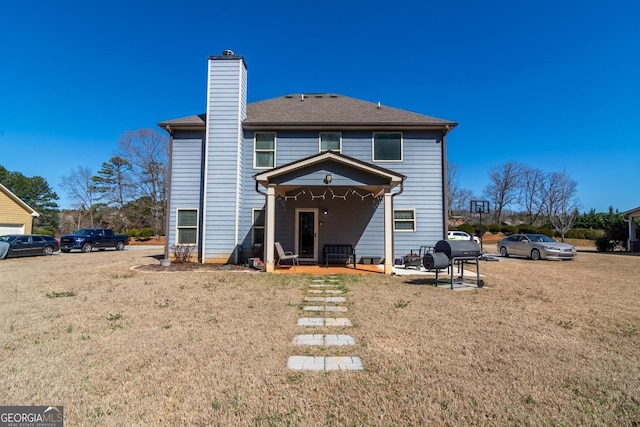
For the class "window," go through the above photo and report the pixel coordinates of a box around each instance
[320,132,341,153]
[177,209,198,244]
[373,132,402,161]
[252,209,265,245]
[394,209,415,231]
[254,132,276,168]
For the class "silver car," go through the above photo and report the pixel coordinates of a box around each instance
[497,233,576,260]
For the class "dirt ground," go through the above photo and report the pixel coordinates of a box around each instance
[0,247,638,425]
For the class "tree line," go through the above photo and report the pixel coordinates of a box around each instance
[1,129,168,236]
[448,161,581,240]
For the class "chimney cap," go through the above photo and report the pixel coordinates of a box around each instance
[222,49,235,56]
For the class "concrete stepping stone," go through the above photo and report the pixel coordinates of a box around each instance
[293,334,355,346]
[297,318,352,327]
[307,289,344,294]
[303,305,348,312]
[309,284,340,288]
[287,356,363,371]
[304,296,346,303]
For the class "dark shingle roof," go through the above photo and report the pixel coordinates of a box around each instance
[158,94,456,131]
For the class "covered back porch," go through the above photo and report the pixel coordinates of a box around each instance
[253,152,405,274]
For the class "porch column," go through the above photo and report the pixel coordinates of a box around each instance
[383,188,394,275]
[265,185,277,272]
[628,216,637,252]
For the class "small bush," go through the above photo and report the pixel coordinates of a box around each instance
[171,244,196,263]
[488,224,502,234]
[139,228,154,239]
[501,225,518,235]
[595,237,614,252]
[518,224,537,234]
[567,228,605,240]
[537,227,554,238]
[128,229,140,238]
[34,228,54,236]
[458,223,475,234]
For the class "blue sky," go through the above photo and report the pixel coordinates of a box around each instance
[1,0,638,212]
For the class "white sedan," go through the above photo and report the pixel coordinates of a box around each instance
[447,230,481,244]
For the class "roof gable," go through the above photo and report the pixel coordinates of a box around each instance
[253,151,405,186]
[0,183,40,217]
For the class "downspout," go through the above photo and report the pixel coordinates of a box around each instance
[255,180,267,196]
[441,125,450,240]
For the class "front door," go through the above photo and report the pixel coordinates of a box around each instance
[295,208,318,262]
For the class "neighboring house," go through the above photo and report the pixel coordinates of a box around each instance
[158,50,457,274]
[0,183,40,235]
[622,206,640,252]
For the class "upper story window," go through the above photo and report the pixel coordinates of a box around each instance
[319,132,341,153]
[373,132,403,162]
[254,132,276,168]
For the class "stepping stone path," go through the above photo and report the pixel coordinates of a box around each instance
[288,276,364,371]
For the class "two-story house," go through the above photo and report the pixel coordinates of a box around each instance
[158,50,457,274]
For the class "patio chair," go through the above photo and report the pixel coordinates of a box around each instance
[274,242,299,269]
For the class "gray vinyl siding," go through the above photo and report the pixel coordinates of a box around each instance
[167,137,204,250]
[239,129,444,262]
[203,58,246,262]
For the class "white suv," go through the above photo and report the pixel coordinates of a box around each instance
[447,230,481,244]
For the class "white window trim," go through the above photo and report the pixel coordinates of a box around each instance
[254,132,277,169]
[176,208,199,245]
[252,208,265,245]
[393,208,416,232]
[319,132,342,153]
[372,132,403,162]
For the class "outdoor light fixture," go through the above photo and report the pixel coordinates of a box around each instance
[325,174,332,184]
[323,209,328,216]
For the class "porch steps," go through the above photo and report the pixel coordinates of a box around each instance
[288,276,364,371]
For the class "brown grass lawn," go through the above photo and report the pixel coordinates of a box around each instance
[0,248,639,426]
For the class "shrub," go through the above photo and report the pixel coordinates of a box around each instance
[128,229,140,238]
[595,237,614,252]
[501,225,518,235]
[458,223,475,235]
[139,228,154,239]
[171,244,196,263]
[518,224,537,234]
[537,227,554,238]
[33,228,54,236]
[488,224,502,234]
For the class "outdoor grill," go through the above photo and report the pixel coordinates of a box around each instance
[434,240,481,259]
[427,240,484,289]
[422,252,449,270]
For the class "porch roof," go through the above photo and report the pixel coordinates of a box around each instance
[622,206,640,218]
[253,151,405,195]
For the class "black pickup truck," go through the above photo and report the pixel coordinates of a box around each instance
[59,228,129,253]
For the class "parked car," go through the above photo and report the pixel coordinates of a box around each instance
[497,233,576,260]
[447,230,481,244]
[0,234,60,259]
[59,228,129,253]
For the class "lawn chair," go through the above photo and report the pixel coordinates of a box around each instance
[274,242,299,269]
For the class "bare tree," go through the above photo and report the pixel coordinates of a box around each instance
[118,129,169,234]
[519,166,545,225]
[541,170,580,241]
[60,166,97,228]
[447,162,474,217]
[483,161,523,224]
